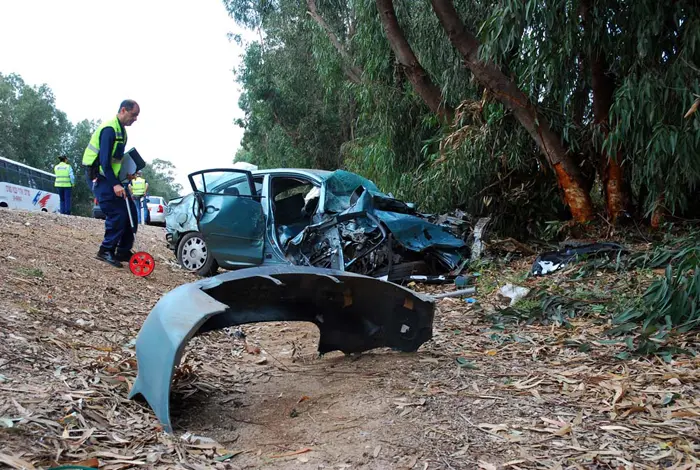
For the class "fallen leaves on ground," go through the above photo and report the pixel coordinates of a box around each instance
[0,209,698,469]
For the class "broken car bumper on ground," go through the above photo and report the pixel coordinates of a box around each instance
[128,265,435,432]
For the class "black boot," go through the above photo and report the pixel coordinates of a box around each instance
[96,246,123,268]
[115,250,135,262]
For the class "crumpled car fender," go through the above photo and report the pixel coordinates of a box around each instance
[128,265,434,433]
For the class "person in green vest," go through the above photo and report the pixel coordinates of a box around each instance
[129,171,149,224]
[54,155,74,215]
[82,99,140,268]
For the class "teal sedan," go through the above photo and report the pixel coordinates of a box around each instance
[165,168,468,279]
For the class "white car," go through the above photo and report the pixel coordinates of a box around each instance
[146,196,167,226]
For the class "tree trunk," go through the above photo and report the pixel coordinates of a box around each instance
[307,0,364,85]
[430,0,594,222]
[586,1,631,224]
[376,0,453,123]
[651,194,665,229]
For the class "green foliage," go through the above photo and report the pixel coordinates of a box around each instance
[225,0,700,233]
[16,267,44,278]
[485,230,700,360]
[141,159,184,202]
[490,288,606,328]
[642,264,699,329]
[0,73,70,168]
[629,230,700,271]
[229,0,348,170]
[609,233,700,333]
[63,119,99,216]
[475,0,700,218]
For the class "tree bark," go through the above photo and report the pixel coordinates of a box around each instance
[583,0,631,224]
[430,0,594,222]
[307,0,364,85]
[590,53,630,223]
[651,194,665,229]
[376,0,454,123]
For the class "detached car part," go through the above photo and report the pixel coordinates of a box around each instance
[531,242,628,275]
[128,265,435,433]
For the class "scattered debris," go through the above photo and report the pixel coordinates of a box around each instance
[531,242,628,275]
[270,448,312,459]
[469,217,492,261]
[498,284,530,306]
[400,274,455,284]
[432,287,477,299]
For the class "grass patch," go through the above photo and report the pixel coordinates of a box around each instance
[17,267,44,278]
[489,288,608,328]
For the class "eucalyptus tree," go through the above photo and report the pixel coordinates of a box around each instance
[224,0,700,232]
[470,0,700,224]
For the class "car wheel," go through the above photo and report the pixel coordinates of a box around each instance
[177,231,218,276]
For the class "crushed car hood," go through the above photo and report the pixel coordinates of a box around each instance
[288,170,469,270]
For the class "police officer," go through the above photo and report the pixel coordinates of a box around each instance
[82,100,140,268]
[129,171,148,224]
[54,155,74,215]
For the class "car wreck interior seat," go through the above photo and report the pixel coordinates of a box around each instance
[274,193,306,225]
[274,193,310,248]
[271,178,321,250]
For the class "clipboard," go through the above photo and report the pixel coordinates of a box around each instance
[118,148,146,183]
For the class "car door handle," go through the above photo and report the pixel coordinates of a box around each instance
[205,205,220,213]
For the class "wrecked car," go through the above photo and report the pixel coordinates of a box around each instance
[128,265,435,432]
[165,167,469,279]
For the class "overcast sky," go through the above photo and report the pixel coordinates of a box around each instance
[0,0,251,194]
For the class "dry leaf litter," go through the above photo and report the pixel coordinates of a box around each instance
[0,209,698,469]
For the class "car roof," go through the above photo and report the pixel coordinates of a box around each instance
[250,168,333,182]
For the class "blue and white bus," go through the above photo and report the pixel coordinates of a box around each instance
[0,156,60,213]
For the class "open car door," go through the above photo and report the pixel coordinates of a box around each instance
[188,169,265,267]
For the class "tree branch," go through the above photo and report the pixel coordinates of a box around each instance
[430,0,594,222]
[376,0,453,123]
[306,0,363,84]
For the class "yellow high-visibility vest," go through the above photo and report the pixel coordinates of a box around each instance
[82,116,126,178]
[131,177,146,196]
[54,162,72,187]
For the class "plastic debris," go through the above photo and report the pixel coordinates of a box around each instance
[432,287,477,299]
[498,284,530,306]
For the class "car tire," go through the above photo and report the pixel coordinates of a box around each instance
[177,231,218,277]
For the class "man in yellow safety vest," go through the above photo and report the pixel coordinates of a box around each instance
[82,99,140,268]
[54,155,75,215]
[129,171,149,224]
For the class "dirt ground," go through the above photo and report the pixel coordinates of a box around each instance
[0,208,698,470]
